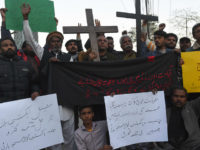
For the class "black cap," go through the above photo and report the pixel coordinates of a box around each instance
[180,37,191,43]
[65,39,78,47]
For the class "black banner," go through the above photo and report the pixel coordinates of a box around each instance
[49,52,178,107]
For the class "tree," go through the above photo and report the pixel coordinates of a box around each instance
[169,9,200,40]
[128,21,158,44]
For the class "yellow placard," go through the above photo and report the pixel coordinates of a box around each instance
[182,51,200,93]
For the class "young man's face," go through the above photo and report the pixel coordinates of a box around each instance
[166,36,177,49]
[0,39,16,58]
[180,41,191,51]
[107,39,114,50]
[0,40,15,52]
[49,37,62,50]
[193,26,200,41]
[80,107,94,124]
[154,35,165,48]
[66,42,78,54]
[97,36,108,51]
[172,89,187,108]
[23,44,35,57]
[25,43,33,52]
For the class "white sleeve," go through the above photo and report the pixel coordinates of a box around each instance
[23,20,44,60]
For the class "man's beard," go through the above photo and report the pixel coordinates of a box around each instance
[107,47,113,51]
[124,45,132,53]
[24,50,35,57]
[2,49,17,58]
[166,45,175,49]
[174,101,185,108]
[51,44,61,52]
[51,47,61,53]
[99,48,106,53]
[69,47,78,54]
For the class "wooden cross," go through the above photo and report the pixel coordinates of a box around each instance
[63,9,118,62]
[116,0,158,56]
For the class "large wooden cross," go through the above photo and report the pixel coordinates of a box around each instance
[63,9,118,62]
[117,0,158,56]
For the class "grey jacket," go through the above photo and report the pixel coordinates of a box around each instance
[74,121,107,150]
[159,98,200,150]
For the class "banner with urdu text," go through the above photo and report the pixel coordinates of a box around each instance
[49,52,178,106]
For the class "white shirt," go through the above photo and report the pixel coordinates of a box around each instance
[23,20,74,121]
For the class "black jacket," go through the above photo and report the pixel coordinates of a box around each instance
[0,55,39,103]
[40,49,71,69]
[39,49,71,94]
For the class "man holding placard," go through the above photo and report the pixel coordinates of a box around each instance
[0,37,40,102]
[105,88,200,150]
[22,4,76,150]
[75,105,112,150]
[104,91,168,149]
[157,87,200,150]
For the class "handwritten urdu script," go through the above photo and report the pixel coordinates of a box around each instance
[0,94,63,150]
[104,91,168,149]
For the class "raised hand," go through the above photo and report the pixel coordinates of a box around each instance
[95,19,104,36]
[54,17,58,26]
[21,3,31,20]
[89,51,97,61]
[141,32,147,42]
[122,30,127,35]
[158,23,166,31]
[95,19,101,26]
[76,23,82,40]
[0,8,7,22]
[142,19,148,26]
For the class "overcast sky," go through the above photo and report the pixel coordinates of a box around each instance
[0,0,200,51]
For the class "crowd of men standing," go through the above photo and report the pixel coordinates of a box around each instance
[1,3,200,150]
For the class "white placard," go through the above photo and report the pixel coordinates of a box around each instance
[0,94,64,150]
[104,91,168,149]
